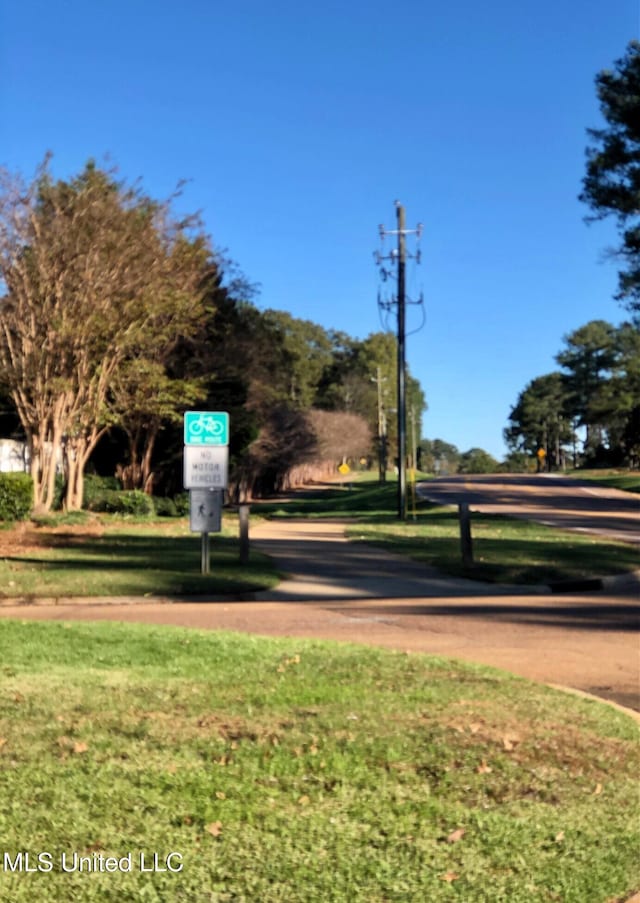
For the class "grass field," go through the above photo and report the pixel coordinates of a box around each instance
[571,470,640,494]
[0,621,637,902]
[345,510,640,585]
[0,515,279,598]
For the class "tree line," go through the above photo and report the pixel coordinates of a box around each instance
[505,319,639,469]
[0,156,426,511]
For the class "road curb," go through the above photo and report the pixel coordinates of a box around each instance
[547,684,640,725]
[547,568,640,594]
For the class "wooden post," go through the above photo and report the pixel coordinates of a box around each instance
[239,504,250,564]
[396,202,407,521]
[458,502,473,567]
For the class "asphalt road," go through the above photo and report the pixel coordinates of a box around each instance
[418,473,640,545]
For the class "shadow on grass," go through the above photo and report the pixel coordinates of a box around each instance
[8,533,229,570]
[255,481,400,520]
[349,507,640,584]
[3,534,279,595]
[357,530,640,584]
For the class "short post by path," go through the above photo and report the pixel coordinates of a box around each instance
[239,504,250,565]
[458,502,474,568]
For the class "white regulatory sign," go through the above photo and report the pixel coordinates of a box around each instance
[189,489,223,533]
[183,445,229,489]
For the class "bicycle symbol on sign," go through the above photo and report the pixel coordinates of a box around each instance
[185,411,229,446]
[190,416,225,437]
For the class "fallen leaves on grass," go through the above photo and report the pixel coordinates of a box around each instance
[206,822,223,837]
[502,734,521,751]
[439,872,459,883]
[446,828,466,844]
[277,654,301,673]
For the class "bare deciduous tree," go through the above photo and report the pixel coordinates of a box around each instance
[0,157,208,511]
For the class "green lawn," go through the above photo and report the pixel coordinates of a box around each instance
[257,480,401,520]
[570,470,640,494]
[346,509,640,585]
[0,515,279,598]
[0,621,637,902]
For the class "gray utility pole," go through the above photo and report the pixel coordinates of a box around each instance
[375,202,423,520]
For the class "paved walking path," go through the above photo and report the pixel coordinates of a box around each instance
[250,518,546,600]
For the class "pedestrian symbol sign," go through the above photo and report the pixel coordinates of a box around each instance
[189,489,223,533]
[184,411,229,446]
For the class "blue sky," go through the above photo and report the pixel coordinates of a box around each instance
[1,0,638,458]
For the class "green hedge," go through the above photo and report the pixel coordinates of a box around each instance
[152,496,178,517]
[83,482,186,518]
[83,474,122,509]
[85,489,155,517]
[173,493,190,516]
[0,472,33,521]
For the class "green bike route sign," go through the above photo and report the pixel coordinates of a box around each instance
[183,411,229,446]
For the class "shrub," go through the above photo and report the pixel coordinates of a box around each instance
[83,474,122,509]
[153,496,178,517]
[0,472,33,521]
[173,493,190,516]
[85,489,155,517]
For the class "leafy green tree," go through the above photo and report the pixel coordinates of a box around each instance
[419,439,461,474]
[108,237,213,492]
[505,372,574,469]
[458,448,500,474]
[506,320,639,468]
[151,279,289,497]
[502,450,535,473]
[584,321,640,465]
[580,40,640,314]
[555,320,618,459]
[261,310,334,407]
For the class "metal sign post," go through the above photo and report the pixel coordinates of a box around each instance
[190,489,223,575]
[183,412,229,575]
[201,532,210,575]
